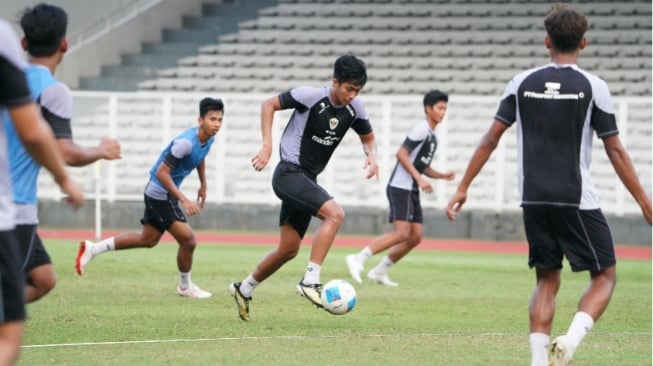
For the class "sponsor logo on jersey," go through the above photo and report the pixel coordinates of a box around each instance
[311,135,340,146]
[318,102,329,114]
[523,81,584,100]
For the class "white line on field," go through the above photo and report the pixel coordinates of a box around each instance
[22,332,650,349]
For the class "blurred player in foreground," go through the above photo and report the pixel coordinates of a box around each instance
[229,54,378,321]
[445,4,651,366]
[6,3,121,305]
[0,18,83,366]
[346,90,454,287]
[76,97,224,299]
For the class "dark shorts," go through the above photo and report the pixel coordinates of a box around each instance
[14,224,52,274]
[387,186,423,223]
[0,230,26,323]
[272,161,332,238]
[523,206,615,272]
[141,194,187,233]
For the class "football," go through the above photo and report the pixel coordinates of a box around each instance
[320,279,357,315]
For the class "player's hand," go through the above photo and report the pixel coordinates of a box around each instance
[182,198,201,216]
[363,156,379,180]
[197,186,206,209]
[252,144,272,171]
[417,177,433,193]
[100,137,121,160]
[441,170,456,181]
[445,190,467,221]
[57,176,84,209]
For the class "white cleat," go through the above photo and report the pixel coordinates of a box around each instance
[75,240,94,276]
[549,336,574,366]
[346,255,364,284]
[367,270,398,287]
[177,283,212,299]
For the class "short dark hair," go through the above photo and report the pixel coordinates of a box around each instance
[199,97,224,117]
[20,3,68,57]
[333,55,367,87]
[544,3,588,53]
[423,90,449,107]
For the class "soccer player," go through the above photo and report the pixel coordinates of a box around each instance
[346,90,454,287]
[0,18,83,366]
[6,4,122,305]
[445,4,651,366]
[76,97,223,299]
[229,54,379,321]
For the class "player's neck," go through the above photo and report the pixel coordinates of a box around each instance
[27,56,59,75]
[549,49,580,66]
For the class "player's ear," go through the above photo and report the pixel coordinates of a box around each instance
[60,38,68,54]
[579,37,587,50]
[20,37,28,51]
[544,36,552,49]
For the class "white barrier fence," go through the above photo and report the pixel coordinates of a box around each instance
[37,91,651,219]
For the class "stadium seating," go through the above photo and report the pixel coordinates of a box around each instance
[138,0,651,97]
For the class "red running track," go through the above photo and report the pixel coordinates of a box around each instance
[40,229,651,260]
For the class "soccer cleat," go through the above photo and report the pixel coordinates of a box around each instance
[367,270,399,287]
[229,282,251,321]
[549,336,574,366]
[346,254,364,284]
[177,283,212,299]
[296,279,324,308]
[75,240,94,276]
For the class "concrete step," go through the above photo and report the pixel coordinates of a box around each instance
[162,28,218,43]
[79,76,142,91]
[141,42,203,55]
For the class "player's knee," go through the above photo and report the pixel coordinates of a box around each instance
[408,235,422,248]
[278,246,299,260]
[328,206,345,225]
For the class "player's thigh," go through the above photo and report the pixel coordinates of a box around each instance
[272,162,332,214]
[523,206,564,270]
[555,208,615,272]
[0,230,25,322]
[387,186,421,223]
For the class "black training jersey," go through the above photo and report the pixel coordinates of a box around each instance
[0,20,31,230]
[278,86,372,175]
[388,120,438,191]
[495,63,618,209]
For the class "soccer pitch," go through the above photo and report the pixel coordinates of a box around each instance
[19,236,651,365]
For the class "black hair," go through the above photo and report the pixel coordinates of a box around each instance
[423,89,449,107]
[20,3,68,57]
[333,55,367,87]
[199,97,224,117]
[544,3,588,53]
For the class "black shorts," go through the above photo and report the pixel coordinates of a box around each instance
[272,161,332,238]
[141,194,187,233]
[523,206,615,272]
[387,186,423,223]
[0,230,26,323]
[14,224,52,274]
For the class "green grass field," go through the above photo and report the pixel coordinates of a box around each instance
[19,238,651,365]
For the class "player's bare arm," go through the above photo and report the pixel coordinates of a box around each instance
[424,167,455,181]
[359,132,379,180]
[396,146,433,193]
[446,120,508,220]
[252,95,281,171]
[196,160,207,209]
[155,162,200,216]
[602,134,652,225]
[56,137,121,167]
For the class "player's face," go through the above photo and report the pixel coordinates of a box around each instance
[426,101,447,126]
[199,110,224,136]
[331,80,363,106]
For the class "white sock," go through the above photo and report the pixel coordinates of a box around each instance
[179,272,191,288]
[372,256,394,275]
[302,261,321,285]
[238,274,259,298]
[355,247,373,263]
[529,333,550,366]
[90,237,115,256]
[565,311,594,350]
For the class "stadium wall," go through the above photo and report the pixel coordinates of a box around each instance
[2,0,223,89]
[37,201,651,246]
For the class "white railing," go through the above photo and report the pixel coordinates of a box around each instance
[37,91,651,218]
